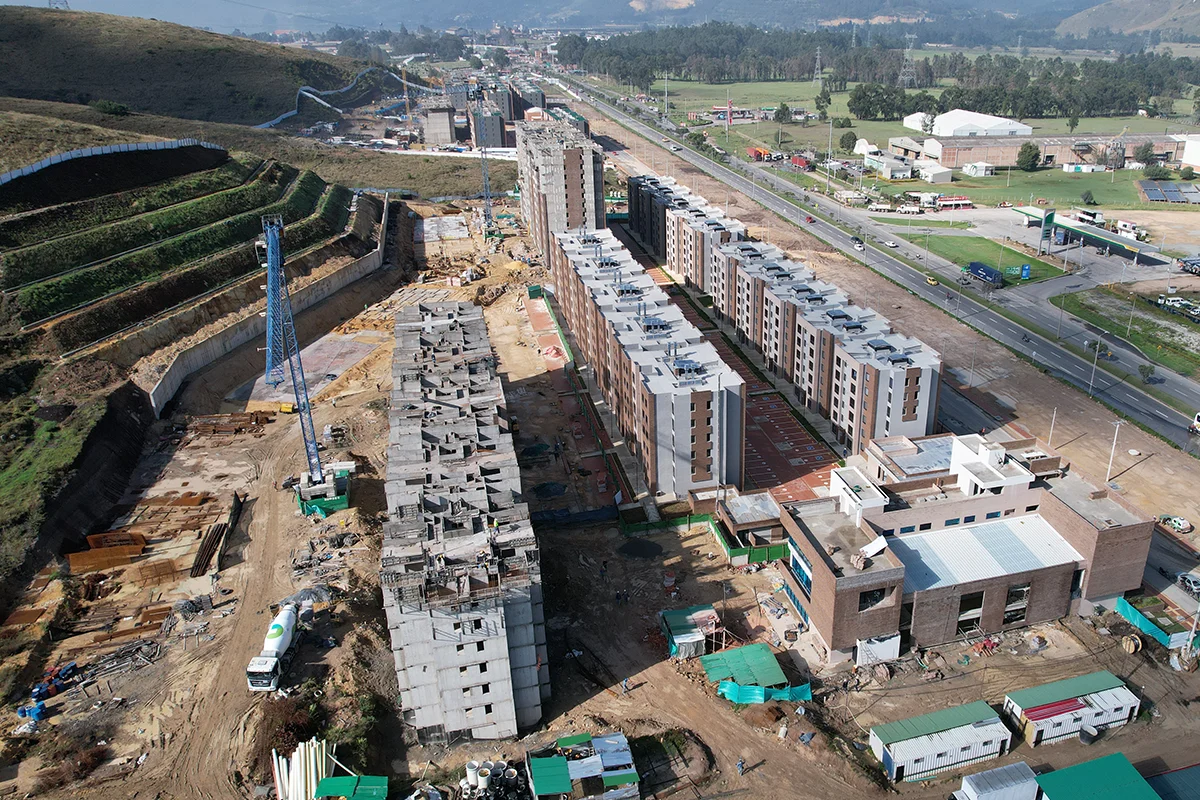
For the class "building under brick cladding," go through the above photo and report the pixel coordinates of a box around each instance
[549,228,746,499]
[515,120,605,261]
[768,432,1153,665]
[381,302,549,744]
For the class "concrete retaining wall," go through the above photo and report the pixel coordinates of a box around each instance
[0,139,224,186]
[147,196,390,415]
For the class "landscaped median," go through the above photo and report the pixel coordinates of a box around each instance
[898,232,1063,284]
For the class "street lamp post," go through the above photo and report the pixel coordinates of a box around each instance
[1056,299,1066,340]
[1088,334,1104,397]
[1105,419,1126,484]
[1126,293,1137,338]
[1048,406,1057,448]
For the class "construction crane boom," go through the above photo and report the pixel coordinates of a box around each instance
[261,214,323,483]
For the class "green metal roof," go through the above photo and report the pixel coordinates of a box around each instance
[1006,671,1124,710]
[530,756,573,796]
[699,643,787,687]
[661,604,713,637]
[872,700,997,746]
[314,775,389,799]
[556,732,593,748]
[602,769,639,787]
[1036,753,1159,800]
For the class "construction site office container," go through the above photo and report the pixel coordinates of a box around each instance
[1002,671,1140,746]
[870,701,1013,782]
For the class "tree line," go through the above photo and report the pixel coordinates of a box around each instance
[847,52,1200,121]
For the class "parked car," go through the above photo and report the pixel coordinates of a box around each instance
[1179,572,1200,599]
[1160,515,1195,534]
[884,240,899,248]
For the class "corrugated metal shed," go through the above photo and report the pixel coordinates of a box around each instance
[1023,698,1085,721]
[699,643,787,687]
[887,716,1009,765]
[959,761,1038,800]
[1035,753,1159,800]
[873,700,998,746]
[1148,763,1200,800]
[1006,671,1123,711]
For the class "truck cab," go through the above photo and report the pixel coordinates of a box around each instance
[247,656,283,691]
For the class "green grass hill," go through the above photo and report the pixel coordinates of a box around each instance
[0,6,369,126]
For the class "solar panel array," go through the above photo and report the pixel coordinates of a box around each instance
[1138,180,1200,204]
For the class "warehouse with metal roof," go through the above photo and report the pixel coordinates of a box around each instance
[1002,670,1139,746]
[1036,752,1159,800]
[869,700,1012,782]
[951,761,1038,800]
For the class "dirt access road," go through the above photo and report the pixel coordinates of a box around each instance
[63,266,410,800]
[582,108,1200,535]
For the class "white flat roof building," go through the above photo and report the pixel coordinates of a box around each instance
[904,109,1032,138]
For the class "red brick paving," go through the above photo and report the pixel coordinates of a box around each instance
[743,393,837,503]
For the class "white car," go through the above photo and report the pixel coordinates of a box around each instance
[853,243,865,252]
[883,240,899,248]
[1179,572,1200,599]
[1160,515,1194,534]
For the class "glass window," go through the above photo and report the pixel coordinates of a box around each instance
[919,522,932,531]
[900,525,916,534]
[945,518,960,526]
[986,511,1002,520]
[859,588,888,612]
[1025,504,1039,512]
[964,515,976,523]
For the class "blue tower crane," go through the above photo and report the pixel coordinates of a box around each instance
[261,214,323,484]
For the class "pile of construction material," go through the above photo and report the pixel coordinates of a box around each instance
[187,411,274,436]
[271,738,336,800]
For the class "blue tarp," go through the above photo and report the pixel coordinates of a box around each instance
[717,680,813,704]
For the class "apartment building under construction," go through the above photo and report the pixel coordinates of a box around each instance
[515,120,605,261]
[382,302,549,744]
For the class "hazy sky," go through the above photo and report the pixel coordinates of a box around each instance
[0,0,350,33]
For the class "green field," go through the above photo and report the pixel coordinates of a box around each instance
[899,233,1064,283]
[1051,289,1200,377]
[870,216,971,229]
[881,167,1180,211]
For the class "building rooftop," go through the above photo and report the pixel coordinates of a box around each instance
[786,498,903,576]
[1148,762,1200,800]
[722,492,781,526]
[1005,670,1125,710]
[874,434,956,478]
[1035,753,1159,800]
[956,762,1038,800]
[888,515,1083,594]
[1047,469,1145,529]
[873,700,999,746]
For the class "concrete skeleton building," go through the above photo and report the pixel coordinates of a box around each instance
[549,228,746,499]
[470,100,507,150]
[769,432,1153,664]
[515,120,605,260]
[382,302,550,744]
[510,75,546,117]
[423,102,456,146]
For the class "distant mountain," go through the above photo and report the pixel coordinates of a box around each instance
[1057,0,1200,36]
[0,6,368,126]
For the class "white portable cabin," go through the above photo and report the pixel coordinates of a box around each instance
[869,701,1012,782]
[952,761,1038,800]
[1002,670,1139,746]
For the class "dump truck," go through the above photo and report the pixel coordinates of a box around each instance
[246,603,301,692]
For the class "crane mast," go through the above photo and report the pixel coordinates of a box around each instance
[261,214,323,483]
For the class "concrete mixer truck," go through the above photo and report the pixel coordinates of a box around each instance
[246,603,302,692]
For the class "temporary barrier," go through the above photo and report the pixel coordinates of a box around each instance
[0,139,225,186]
[717,680,813,704]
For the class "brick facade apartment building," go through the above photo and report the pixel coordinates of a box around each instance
[627,175,940,456]
[382,303,550,744]
[515,120,605,261]
[766,432,1152,665]
[549,228,746,499]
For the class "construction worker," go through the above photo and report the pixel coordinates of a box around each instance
[621,678,630,694]
[736,758,746,776]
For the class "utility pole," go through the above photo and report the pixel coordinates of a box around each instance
[1048,406,1057,448]
[1126,293,1137,338]
[1105,419,1126,483]
[826,120,833,195]
[1088,334,1104,397]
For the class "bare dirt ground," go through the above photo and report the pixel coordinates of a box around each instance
[1105,209,1200,257]
[585,111,1200,535]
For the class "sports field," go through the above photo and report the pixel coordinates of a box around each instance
[898,233,1064,283]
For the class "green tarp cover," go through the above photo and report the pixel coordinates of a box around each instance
[556,732,593,748]
[1006,670,1123,710]
[530,756,573,796]
[717,680,812,704]
[699,643,787,687]
[602,769,639,787]
[1035,753,1160,800]
[872,700,997,746]
[1116,597,1171,647]
[314,775,388,799]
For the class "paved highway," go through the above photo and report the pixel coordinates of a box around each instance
[569,83,1198,450]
